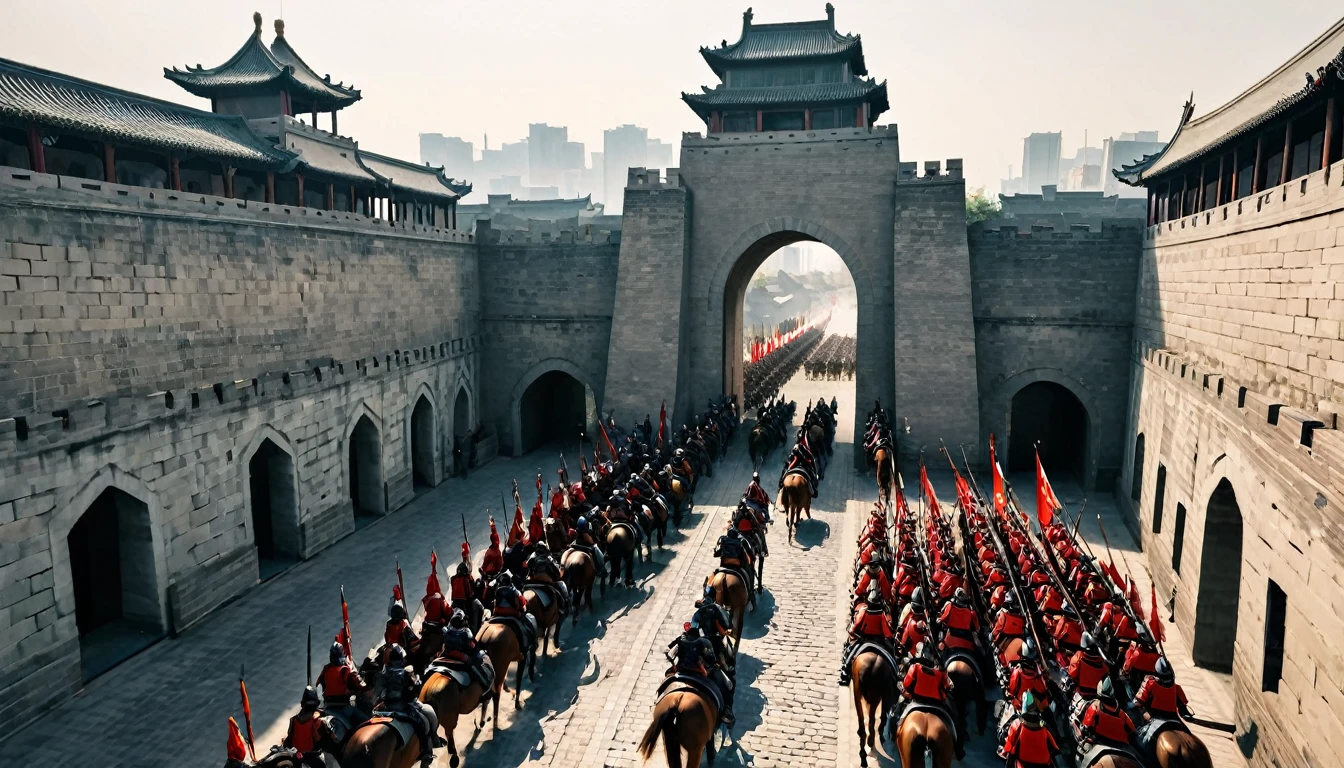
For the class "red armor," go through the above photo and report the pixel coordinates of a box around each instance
[1135,677,1187,717]
[854,570,894,604]
[902,663,950,701]
[449,573,474,602]
[1067,651,1110,695]
[1082,700,1135,743]
[1007,664,1048,708]
[1004,719,1058,765]
[850,608,893,640]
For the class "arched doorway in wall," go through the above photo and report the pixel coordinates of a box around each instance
[453,385,471,475]
[67,487,165,681]
[348,413,384,527]
[410,394,436,490]
[1193,478,1244,671]
[248,436,300,581]
[1007,381,1089,486]
[518,370,592,455]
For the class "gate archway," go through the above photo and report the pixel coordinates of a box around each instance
[1006,378,1091,487]
[410,392,436,489]
[1193,477,1244,671]
[346,407,385,522]
[245,430,300,579]
[510,358,596,457]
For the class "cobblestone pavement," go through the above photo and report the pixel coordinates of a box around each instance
[1,361,1244,768]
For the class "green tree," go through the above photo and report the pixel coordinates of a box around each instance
[965,187,1001,225]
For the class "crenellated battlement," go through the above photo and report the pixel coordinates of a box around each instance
[0,333,481,459]
[968,219,1145,241]
[897,159,964,183]
[625,167,682,190]
[476,220,621,246]
[0,166,475,244]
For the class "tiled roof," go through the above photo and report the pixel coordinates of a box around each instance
[164,16,359,110]
[1115,18,1344,185]
[682,79,888,119]
[359,151,462,200]
[282,128,378,184]
[701,15,866,77]
[0,57,297,168]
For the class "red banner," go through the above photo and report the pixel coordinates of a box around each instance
[989,434,1007,517]
[1035,451,1061,528]
[920,464,940,516]
[1149,583,1165,642]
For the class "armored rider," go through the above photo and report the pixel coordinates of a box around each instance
[525,542,570,618]
[316,640,369,724]
[440,608,493,692]
[283,686,336,767]
[840,588,895,686]
[569,516,608,578]
[667,621,735,726]
[375,644,438,768]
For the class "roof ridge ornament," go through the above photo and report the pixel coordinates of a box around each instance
[253,11,262,36]
[743,7,753,28]
[826,2,835,26]
[275,18,285,37]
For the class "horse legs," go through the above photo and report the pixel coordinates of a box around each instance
[446,723,460,768]
[553,618,562,650]
[756,554,764,594]
[853,685,868,768]
[515,654,525,710]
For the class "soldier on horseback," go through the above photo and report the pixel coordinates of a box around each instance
[481,518,504,586]
[840,588,895,686]
[744,471,771,517]
[937,588,982,655]
[525,541,570,618]
[1066,632,1111,698]
[1006,641,1050,712]
[714,528,756,596]
[283,686,336,767]
[569,516,608,579]
[449,545,483,632]
[693,585,736,671]
[489,572,536,652]
[902,643,954,707]
[778,438,821,498]
[853,558,894,604]
[317,641,369,724]
[1131,657,1193,721]
[440,609,493,693]
[378,597,418,665]
[1001,693,1060,768]
[375,644,439,768]
[1078,678,1136,751]
[667,622,735,726]
[990,591,1029,650]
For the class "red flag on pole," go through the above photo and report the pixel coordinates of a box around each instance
[657,400,667,447]
[989,434,1007,517]
[239,673,257,762]
[1035,450,1061,528]
[1129,577,1144,621]
[597,419,617,463]
[226,717,249,762]
[920,464,940,516]
[895,486,910,516]
[425,550,441,598]
[954,472,973,513]
[339,585,353,660]
[1149,583,1165,642]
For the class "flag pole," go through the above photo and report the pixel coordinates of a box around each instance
[306,625,312,686]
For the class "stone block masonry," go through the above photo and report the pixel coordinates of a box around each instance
[476,221,619,454]
[969,221,1142,489]
[0,178,481,733]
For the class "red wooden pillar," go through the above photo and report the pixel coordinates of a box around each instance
[326,182,334,210]
[296,173,305,204]
[1230,147,1239,200]
[1280,120,1295,184]
[1178,175,1188,217]
[804,109,812,130]
[857,105,866,128]
[1196,163,1206,211]
[170,157,181,191]
[265,171,275,203]
[26,125,45,173]
[1324,96,1336,170]
[103,143,116,183]
[755,111,763,132]
[1252,134,1264,194]
[1214,155,1224,206]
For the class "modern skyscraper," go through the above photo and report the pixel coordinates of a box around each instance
[1021,132,1062,194]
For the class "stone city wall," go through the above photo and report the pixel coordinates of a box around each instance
[476,222,618,454]
[969,221,1142,489]
[0,170,480,731]
[1119,158,1344,768]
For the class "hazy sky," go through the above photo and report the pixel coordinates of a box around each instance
[4,1,1340,195]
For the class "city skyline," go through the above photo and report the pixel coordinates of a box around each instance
[2,0,1340,196]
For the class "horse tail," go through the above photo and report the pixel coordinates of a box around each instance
[910,733,927,768]
[638,703,677,762]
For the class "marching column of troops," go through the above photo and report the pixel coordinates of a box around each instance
[743,324,827,412]
[840,404,1209,768]
[221,398,747,768]
[803,334,856,381]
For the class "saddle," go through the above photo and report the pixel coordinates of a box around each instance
[849,641,901,673]
[524,581,559,611]
[488,614,537,652]
[898,700,959,744]
[425,657,496,691]
[610,520,641,541]
[366,714,417,749]
[322,706,362,744]
[1078,742,1145,768]
[714,564,752,588]
[656,673,725,717]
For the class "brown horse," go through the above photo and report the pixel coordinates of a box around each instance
[874,445,893,507]
[894,708,955,768]
[637,686,719,768]
[945,656,987,740]
[1153,727,1214,767]
[706,569,748,653]
[849,649,896,768]
[340,719,423,768]
[1088,756,1145,768]
[524,585,562,661]
[604,522,639,586]
[779,475,811,542]
[561,548,598,623]
[474,621,527,726]
[419,668,490,768]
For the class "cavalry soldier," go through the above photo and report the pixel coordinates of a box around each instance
[1066,633,1111,698]
[990,592,1028,648]
[380,596,419,665]
[898,602,930,656]
[570,517,608,579]
[1002,693,1061,768]
[933,561,964,602]
[283,686,335,767]
[840,588,895,686]
[938,588,981,654]
[1120,626,1162,687]
[528,497,547,549]
[316,641,369,719]
[745,471,771,513]
[693,585,736,671]
[441,609,493,692]
[1034,581,1066,615]
[1079,678,1136,749]
[1051,605,1086,660]
[714,528,755,591]
[858,534,892,573]
[449,545,482,631]
[853,558,895,604]
[1099,599,1141,644]
[481,518,504,585]
[667,621,735,726]
[903,643,963,760]
[525,542,570,618]
[1132,658,1193,721]
[779,439,820,498]
[376,644,438,768]
[1080,575,1110,610]
[894,551,920,600]
[1006,641,1050,712]
[489,572,535,652]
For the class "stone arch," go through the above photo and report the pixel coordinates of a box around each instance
[510,357,596,457]
[705,218,880,450]
[407,382,439,489]
[343,402,386,518]
[48,465,169,680]
[996,367,1100,490]
[1192,472,1248,672]
[450,374,474,474]
[239,425,302,576]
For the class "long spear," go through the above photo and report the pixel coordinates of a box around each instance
[306,625,312,686]
[239,665,257,762]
